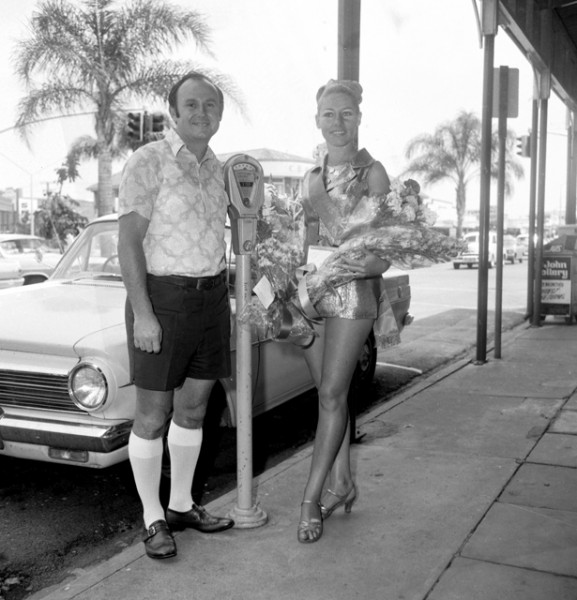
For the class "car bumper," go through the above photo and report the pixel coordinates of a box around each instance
[0,408,132,468]
[454,255,478,264]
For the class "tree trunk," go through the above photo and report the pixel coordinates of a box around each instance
[455,179,467,239]
[97,148,114,216]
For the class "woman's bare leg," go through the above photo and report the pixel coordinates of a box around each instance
[300,317,373,530]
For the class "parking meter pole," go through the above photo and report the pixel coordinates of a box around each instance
[224,155,268,529]
[231,254,267,528]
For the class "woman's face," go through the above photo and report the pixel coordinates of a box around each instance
[316,91,361,148]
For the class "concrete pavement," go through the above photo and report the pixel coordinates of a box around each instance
[31,315,577,600]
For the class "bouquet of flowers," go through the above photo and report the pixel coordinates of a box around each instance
[239,179,463,346]
[238,185,317,345]
[299,179,464,313]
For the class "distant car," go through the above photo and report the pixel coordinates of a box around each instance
[453,231,520,268]
[0,256,24,289]
[0,214,411,468]
[0,234,62,285]
[503,234,521,264]
[453,231,497,269]
[515,234,530,260]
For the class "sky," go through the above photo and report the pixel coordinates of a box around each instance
[0,0,570,221]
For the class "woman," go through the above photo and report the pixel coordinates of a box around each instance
[298,79,392,543]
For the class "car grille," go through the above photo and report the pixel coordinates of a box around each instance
[0,370,81,412]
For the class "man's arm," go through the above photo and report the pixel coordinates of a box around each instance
[118,212,162,354]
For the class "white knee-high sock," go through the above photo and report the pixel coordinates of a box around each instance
[167,422,203,513]
[128,432,165,529]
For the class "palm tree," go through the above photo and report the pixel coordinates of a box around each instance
[13,0,244,216]
[403,111,523,238]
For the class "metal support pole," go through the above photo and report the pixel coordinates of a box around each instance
[229,255,268,528]
[494,67,509,359]
[475,32,495,364]
[526,96,539,319]
[532,93,549,327]
[566,109,576,225]
[338,0,361,81]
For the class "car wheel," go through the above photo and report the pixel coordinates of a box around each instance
[467,264,473,269]
[453,263,460,269]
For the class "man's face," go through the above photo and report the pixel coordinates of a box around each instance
[170,78,223,145]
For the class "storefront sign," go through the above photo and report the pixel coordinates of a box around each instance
[541,256,571,304]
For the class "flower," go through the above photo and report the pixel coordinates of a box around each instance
[239,178,464,346]
[237,185,316,345]
[299,178,465,311]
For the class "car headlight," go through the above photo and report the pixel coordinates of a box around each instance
[68,362,108,410]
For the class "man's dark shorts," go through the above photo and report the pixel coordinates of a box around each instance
[125,272,231,391]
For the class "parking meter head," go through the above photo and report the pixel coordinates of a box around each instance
[224,155,264,254]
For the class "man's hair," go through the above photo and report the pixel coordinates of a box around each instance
[168,72,224,117]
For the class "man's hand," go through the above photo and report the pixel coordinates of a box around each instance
[133,312,162,354]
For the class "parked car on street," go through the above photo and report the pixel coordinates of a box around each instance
[0,234,62,284]
[0,256,24,289]
[515,234,530,260]
[0,214,411,468]
[453,231,497,269]
[453,231,520,268]
[503,234,521,264]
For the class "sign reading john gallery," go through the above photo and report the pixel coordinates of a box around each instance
[541,256,571,304]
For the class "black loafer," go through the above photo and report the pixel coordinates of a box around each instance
[143,519,177,559]
[166,504,234,533]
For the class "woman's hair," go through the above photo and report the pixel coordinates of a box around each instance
[316,79,363,107]
[168,72,224,117]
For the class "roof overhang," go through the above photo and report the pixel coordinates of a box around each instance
[499,0,577,110]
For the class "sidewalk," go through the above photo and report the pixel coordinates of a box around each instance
[32,318,577,600]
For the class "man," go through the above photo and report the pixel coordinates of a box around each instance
[118,72,234,560]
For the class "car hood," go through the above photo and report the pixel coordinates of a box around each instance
[0,279,126,356]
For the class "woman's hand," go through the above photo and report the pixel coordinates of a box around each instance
[336,248,391,278]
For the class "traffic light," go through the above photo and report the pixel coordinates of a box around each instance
[126,112,143,149]
[516,134,531,157]
[151,112,165,134]
[142,112,166,142]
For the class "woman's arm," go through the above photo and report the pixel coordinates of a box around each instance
[367,160,391,196]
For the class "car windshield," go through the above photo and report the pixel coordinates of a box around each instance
[51,220,235,284]
[51,220,121,281]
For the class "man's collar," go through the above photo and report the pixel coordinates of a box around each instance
[164,128,216,163]
[165,127,187,155]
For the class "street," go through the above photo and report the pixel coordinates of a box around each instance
[0,260,531,600]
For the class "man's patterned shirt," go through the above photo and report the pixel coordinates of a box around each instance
[118,128,228,277]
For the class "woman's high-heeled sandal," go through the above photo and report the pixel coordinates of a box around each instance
[297,500,323,544]
[320,484,357,519]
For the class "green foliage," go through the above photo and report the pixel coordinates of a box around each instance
[34,192,88,246]
[13,0,244,216]
[403,111,524,238]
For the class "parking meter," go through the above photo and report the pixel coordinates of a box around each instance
[224,155,264,254]
[222,154,268,528]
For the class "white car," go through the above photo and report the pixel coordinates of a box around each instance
[453,231,520,268]
[0,255,24,289]
[0,215,411,468]
[0,234,62,284]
